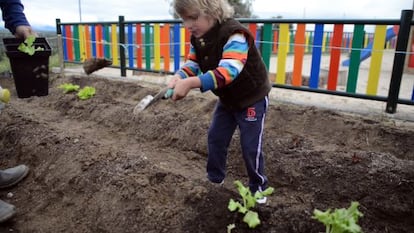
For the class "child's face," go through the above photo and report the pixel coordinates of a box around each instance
[181,11,216,38]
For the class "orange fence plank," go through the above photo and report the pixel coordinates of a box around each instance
[84,24,91,59]
[136,24,143,69]
[292,24,306,86]
[96,25,103,58]
[161,24,171,72]
[327,24,344,90]
[185,29,191,60]
[248,23,257,40]
[65,25,74,61]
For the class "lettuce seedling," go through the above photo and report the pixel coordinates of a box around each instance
[17,35,44,55]
[312,201,363,233]
[77,86,96,100]
[228,180,274,229]
[58,83,80,93]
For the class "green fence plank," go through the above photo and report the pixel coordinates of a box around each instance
[145,23,151,70]
[261,23,273,71]
[104,25,111,59]
[73,26,80,62]
[346,24,365,93]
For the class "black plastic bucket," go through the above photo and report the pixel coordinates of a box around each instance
[3,37,52,98]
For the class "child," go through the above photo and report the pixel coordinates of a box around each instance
[169,0,271,202]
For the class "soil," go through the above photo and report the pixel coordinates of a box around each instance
[0,73,413,233]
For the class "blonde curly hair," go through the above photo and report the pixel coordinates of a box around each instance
[173,0,234,23]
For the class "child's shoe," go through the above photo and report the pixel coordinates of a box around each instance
[254,191,267,204]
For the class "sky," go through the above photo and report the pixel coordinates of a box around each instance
[1,0,413,31]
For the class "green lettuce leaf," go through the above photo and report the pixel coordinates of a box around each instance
[17,35,44,55]
[58,83,80,93]
[77,86,96,100]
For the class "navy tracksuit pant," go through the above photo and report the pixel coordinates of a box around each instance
[207,96,268,193]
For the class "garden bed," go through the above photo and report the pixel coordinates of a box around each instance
[0,74,413,232]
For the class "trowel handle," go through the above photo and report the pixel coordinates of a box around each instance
[163,88,174,99]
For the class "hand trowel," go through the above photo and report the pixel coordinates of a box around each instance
[133,87,174,114]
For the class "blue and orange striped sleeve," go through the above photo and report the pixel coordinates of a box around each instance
[176,45,200,79]
[199,33,248,92]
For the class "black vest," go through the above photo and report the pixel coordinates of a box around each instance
[191,19,271,110]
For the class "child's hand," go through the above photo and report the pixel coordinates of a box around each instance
[172,76,201,101]
[167,75,181,89]
[172,79,192,101]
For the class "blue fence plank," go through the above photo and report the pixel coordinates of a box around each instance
[127,24,134,68]
[91,25,96,57]
[62,26,68,61]
[309,24,324,88]
[173,24,181,72]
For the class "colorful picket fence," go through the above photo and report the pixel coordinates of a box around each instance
[60,20,190,71]
[58,22,398,74]
[56,10,414,113]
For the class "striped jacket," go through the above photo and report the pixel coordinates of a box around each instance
[178,18,271,110]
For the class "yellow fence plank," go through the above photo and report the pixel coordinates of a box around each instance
[180,28,186,57]
[111,24,119,65]
[78,25,86,61]
[154,24,161,71]
[276,24,290,84]
[367,25,387,95]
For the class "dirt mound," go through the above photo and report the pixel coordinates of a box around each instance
[0,74,413,233]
